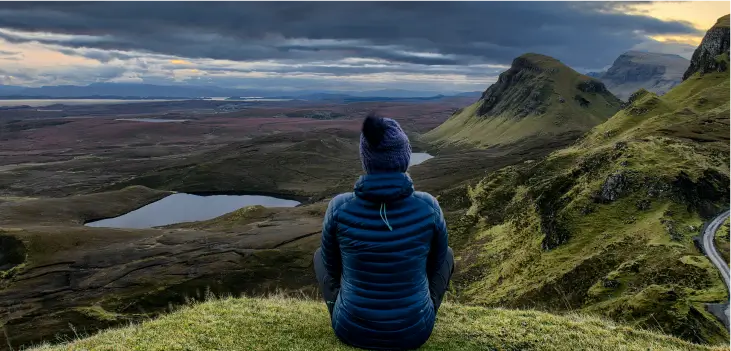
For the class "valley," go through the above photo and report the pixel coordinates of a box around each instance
[0,10,729,351]
[1,94,570,349]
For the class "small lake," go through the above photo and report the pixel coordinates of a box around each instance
[410,153,434,166]
[85,193,300,229]
[0,99,179,108]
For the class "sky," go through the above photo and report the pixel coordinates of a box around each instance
[0,1,728,93]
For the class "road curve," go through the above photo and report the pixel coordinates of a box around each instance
[703,210,730,288]
[702,210,730,322]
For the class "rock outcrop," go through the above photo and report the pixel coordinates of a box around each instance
[594,51,689,100]
[683,14,730,80]
[598,171,630,202]
[0,235,25,271]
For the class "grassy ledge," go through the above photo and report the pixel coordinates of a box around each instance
[32,296,724,351]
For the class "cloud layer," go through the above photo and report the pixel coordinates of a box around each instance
[0,2,704,91]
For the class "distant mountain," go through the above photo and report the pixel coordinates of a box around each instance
[425,53,621,147]
[592,51,689,100]
[0,85,24,95]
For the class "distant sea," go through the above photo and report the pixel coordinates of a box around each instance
[208,97,292,102]
[0,99,179,108]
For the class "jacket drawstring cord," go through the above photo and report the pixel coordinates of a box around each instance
[379,203,393,231]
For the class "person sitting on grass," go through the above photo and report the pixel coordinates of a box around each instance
[313,113,454,350]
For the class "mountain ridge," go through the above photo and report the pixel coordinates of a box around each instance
[425,53,621,147]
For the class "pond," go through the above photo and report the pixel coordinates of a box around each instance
[85,193,300,229]
[410,152,434,166]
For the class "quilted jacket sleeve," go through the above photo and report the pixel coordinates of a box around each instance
[418,193,448,278]
[320,194,350,286]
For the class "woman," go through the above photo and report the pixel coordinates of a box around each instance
[313,113,454,350]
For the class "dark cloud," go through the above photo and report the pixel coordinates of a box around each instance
[56,48,133,63]
[0,2,701,69]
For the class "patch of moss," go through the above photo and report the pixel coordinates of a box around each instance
[74,306,125,322]
[0,261,26,280]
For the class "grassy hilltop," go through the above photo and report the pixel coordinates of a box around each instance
[32,296,725,351]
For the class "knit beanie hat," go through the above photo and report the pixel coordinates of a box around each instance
[359,114,412,174]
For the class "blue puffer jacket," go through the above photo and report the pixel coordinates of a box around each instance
[320,172,449,350]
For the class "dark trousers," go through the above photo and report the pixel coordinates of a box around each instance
[313,247,455,317]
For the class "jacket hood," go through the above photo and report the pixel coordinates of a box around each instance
[354,172,414,203]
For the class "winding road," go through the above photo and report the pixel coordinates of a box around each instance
[702,210,730,324]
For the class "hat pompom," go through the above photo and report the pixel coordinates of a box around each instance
[362,113,388,148]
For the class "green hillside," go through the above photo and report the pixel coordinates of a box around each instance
[447,21,730,345]
[32,296,724,351]
[425,53,621,147]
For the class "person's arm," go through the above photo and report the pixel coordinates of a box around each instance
[320,197,342,287]
[427,198,448,277]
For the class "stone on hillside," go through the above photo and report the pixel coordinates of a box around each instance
[602,279,621,289]
[574,95,590,107]
[636,199,651,211]
[0,235,25,272]
[716,60,728,73]
[577,80,610,94]
[598,171,629,202]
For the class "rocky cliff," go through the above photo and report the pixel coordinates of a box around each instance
[683,14,730,80]
[425,53,621,148]
[596,51,689,100]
